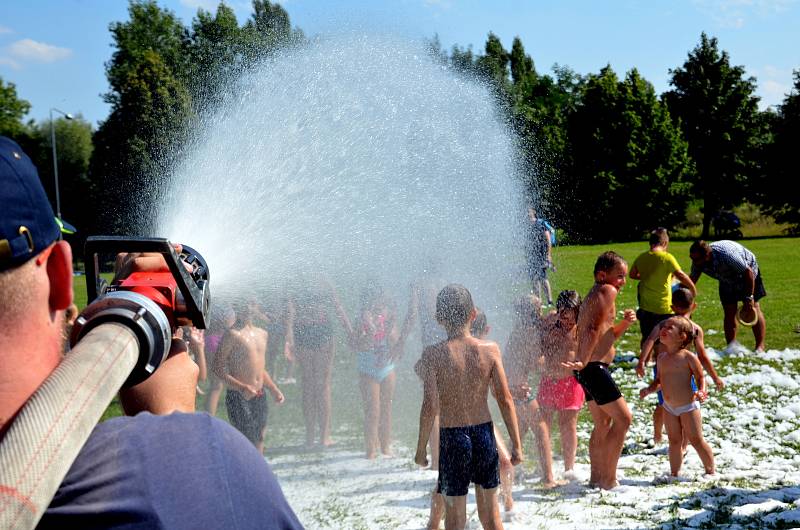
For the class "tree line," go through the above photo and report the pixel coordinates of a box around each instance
[1,0,798,244]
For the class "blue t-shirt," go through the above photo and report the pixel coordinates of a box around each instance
[40,412,304,529]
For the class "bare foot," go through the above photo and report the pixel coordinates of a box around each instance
[366,451,377,460]
[598,479,620,490]
[321,438,336,447]
[540,478,568,489]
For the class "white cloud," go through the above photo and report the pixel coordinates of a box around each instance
[691,0,799,28]
[0,56,21,70]
[752,65,795,109]
[7,38,72,63]
[0,25,13,35]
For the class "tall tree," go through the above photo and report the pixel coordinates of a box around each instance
[0,77,31,139]
[91,1,192,235]
[664,33,761,238]
[33,116,94,233]
[562,66,691,242]
[761,71,800,231]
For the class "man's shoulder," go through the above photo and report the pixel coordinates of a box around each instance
[45,413,303,529]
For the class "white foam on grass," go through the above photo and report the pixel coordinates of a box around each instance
[267,347,800,529]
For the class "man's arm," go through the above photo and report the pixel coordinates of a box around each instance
[262,369,285,403]
[490,345,523,465]
[326,281,357,346]
[674,269,697,297]
[414,350,439,467]
[743,267,757,307]
[188,328,207,383]
[629,265,641,280]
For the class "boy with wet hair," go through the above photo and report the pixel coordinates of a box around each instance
[639,316,715,477]
[415,284,522,530]
[564,251,636,490]
[636,287,723,444]
[213,300,285,454]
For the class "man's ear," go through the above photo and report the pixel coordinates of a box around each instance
[468,307,477,323]
[46,241,73,311]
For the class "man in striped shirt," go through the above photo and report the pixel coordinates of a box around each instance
[689,240,766,353]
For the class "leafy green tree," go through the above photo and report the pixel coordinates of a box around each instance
[761,71,800,231]
[664,33,762,238]
[0,77,31,138]
[91,1,193,235]
[477,33,510,91]
[32,116,94,233]
[561,66,691,242]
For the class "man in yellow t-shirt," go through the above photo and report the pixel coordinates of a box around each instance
[629,228,696,344]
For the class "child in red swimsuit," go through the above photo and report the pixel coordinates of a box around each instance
[533,290,584,487]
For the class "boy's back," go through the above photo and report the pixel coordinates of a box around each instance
[422,335,502,428]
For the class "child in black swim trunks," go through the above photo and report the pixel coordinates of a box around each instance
[415,284,522,529]
[563,251,636,490]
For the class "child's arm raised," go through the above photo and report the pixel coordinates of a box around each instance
[283,299,295,362]
[693,326,723,390]
[391,286,419,362]
[636,324,661,378]
[326,281,358,347]
[414,349,439,467]
[490,344,523,465]
[613,309,637,338]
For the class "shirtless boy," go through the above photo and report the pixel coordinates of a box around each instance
[533,290,583,487]
[639,316,715,477]
[565,251,636,490]
[213,300,285,453]
[415,284,523,530]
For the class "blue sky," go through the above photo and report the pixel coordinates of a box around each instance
[1,0,798,126]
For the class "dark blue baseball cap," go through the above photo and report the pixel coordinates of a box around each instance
[0,136,61,271]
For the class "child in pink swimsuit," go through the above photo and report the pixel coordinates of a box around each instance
[533,290,584,487]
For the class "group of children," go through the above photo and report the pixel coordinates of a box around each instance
[414,227,722,529]
[175,226,722,530]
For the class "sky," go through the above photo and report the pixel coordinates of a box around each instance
[1,0,798,126]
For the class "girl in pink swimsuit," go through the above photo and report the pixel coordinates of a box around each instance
[533,290,584,487]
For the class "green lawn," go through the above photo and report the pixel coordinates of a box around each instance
[547,237,800,351]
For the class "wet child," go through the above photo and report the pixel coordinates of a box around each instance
[415,284,522,530]
[636,287,724,444]
[639,316,715,477]
[503,294,542,445]
[422,309,516,529]
[564,251,636,490]
[203,303,235,415]
[213,300,285,454]
[533,290,583,488]
[331,281,416,459]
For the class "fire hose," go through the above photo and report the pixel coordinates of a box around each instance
[0,237,209,529]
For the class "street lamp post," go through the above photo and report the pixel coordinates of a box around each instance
[49,108,73,220]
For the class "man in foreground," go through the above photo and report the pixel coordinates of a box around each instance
[0,136,303,529]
